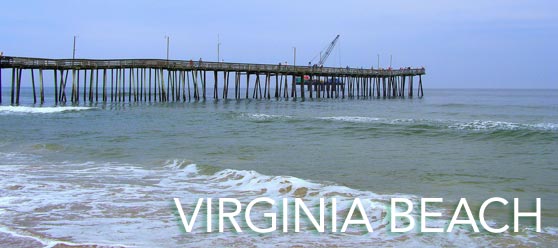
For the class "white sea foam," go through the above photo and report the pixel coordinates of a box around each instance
[159,161,557,247]
[450,120,522,130]
[0,106,95,114]
[0,157,555,247]
[318,116,558,132]
[450,120,558,131]
[0,225,51,247]
[318,116,383,123]
[531,123,558,131]
[317,116,435,125]
[243,113,293,121]
[0,225,132,248]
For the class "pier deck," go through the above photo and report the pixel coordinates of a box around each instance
[0,56,425,104]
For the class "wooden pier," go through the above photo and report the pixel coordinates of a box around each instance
[0,56,425,105]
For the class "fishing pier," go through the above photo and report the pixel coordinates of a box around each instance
[0,56,425,105]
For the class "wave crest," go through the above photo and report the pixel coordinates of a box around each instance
[0,106,95,114]
[240,113,293,121]
[318,116,383,123]
[317,115,558,133]
[450,120,558,132]
[1,156,555,247]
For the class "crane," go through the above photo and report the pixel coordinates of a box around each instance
[309,34,340,67]
[297,35,342,86]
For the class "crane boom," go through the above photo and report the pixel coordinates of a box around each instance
[317,34,340,66]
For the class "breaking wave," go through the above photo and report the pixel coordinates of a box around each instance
[449,120,557,131]
[0,106,95,114]
[317,116,383,123]
[317,115,558,132]
[232,111,557,134]
[243,113,293,121]
[0,155,555,247]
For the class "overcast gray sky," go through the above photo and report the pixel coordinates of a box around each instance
[1,0,557,88]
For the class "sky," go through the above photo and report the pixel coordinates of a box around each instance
[1,0,557,89]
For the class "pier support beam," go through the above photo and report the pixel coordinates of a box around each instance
[309,75,313,99]
[54,70,58,105]
[39,69,44,104]
[102,69,107,102]
[83,70,88,102]
[202,70,206,100]
[214,70,218,100]
[291,75,296,99]
[129,68,133,102]
[274,74,279,98]
[186,70,191,101]
[283,73,288,99]
[300,75,305,99]
[92,69,97,102]
[220,71,226,100]
[159,69,165,101]
[114,69,118,102]
[409,76,413,97]
[418,75,424,98]
[0,64,2,104]
[10,68,15,105]
[31,69,36,104]
[246,73,250,99]
[266,73,271,99]
[16,68,22,105]
[235,72,240,99]
[63,69,68,103]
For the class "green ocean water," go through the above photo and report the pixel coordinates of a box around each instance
[0,88,557,247]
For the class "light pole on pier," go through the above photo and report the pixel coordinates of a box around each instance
[293,47,296,67]
[165,35,170,61]
[72,35,77,60]
[377,54,380,68]
[217,34,221,63]
[390,54,393,68]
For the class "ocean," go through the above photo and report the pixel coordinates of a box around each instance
[0,88,557,247]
